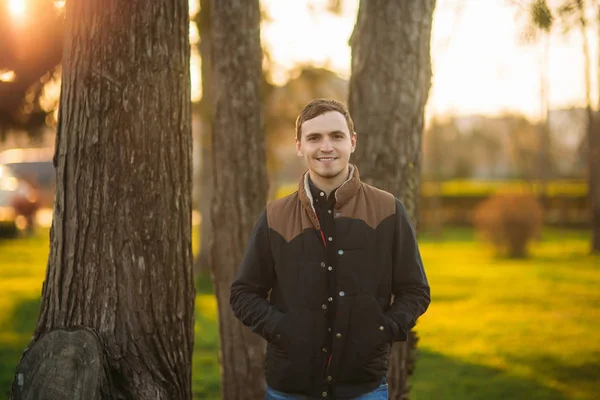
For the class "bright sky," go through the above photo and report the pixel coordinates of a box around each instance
[5,0,597,121]
[260,0,598,121]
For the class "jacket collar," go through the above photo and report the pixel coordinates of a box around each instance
[298,164,361,214]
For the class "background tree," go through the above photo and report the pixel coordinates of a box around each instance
[208,0,269,399]
[348,1,436,399]
[573,0,600,253]
[517,0,554,204]
[193,0,214,276]
[193,2,280,276]
[526,0,600,252]
[10,0,195,398]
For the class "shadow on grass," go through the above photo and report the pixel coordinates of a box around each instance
[413,349,569,400]
[503,353,600,396]
[0,297,39,399]
[195,273,215,295]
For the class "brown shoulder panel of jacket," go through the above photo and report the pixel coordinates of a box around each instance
[339,183,396,229]
[266,192,314,243]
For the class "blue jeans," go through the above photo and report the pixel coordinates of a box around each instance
[265,378,388,400]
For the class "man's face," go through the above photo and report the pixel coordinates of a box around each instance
[296,111,357,181]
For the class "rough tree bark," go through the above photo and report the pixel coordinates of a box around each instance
[348,1,436,399]
[11,0,195,399]
[209,1,269,399]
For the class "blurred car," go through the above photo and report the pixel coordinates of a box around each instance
[0,165,40,236]
[0,147,55,210]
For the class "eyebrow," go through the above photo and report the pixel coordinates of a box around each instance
[305,130,347,137]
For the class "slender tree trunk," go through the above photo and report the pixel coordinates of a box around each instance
[348,1,436,399]
[428,121,444,238]
[538,34,551,210]
[11,0,195,399]
[593,129,600,253]
[209,1,268,399]
[194,0,214,276]
[592,6,600,252]
[578,0,600,253]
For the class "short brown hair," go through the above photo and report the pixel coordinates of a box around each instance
[295,99,355,140]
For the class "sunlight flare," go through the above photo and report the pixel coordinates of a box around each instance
[7,0,26,19]
[0,70,16,83]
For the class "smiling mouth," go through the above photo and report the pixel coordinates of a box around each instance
[316,157,337,162]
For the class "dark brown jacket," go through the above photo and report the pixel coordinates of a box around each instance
[230,165,430,399]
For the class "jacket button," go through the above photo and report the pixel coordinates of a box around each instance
[327,376,332,381]
[328,297,333,302]
[336,333,342,338]
[320,262,326,267]
[322,392,328,397]
[338,250,344,255]
[322,304,327,310]
[328,209,332,214]
[379,325,385,331]
[328,236,333,242]
[328,266,333,271]
[322,347,328,353]
[339,291,345,297]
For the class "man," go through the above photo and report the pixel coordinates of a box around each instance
[230,99,430,399]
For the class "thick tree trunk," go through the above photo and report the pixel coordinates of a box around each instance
[209,1,268,399]
[11,0,195,399]
[194,0,214,276]
[348,1,436,399]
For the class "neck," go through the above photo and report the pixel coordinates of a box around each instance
[309,165,350,197]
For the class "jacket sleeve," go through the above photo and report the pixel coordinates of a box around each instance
[384,198,431,342]
[230,208,285,342]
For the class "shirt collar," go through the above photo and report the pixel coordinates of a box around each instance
[308,176,337,206]
[298,164,361,214]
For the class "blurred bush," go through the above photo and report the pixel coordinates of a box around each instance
[474,193,543,258]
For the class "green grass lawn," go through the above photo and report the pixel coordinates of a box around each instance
[413,228,600,400]
[0,227,598,399]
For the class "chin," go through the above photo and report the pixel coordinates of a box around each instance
[314,167,344,179]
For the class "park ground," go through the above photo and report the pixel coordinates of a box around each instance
[0,227,599,399]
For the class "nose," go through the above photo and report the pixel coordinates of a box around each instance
[320,137,333,152]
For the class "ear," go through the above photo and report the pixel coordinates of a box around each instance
[351,132,357,153]
[296,138,303,156]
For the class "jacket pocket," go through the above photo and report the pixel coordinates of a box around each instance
[265,308,323,392]
[338,295,393,382]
